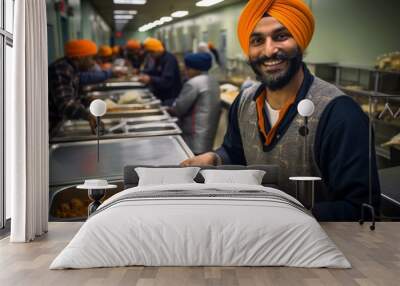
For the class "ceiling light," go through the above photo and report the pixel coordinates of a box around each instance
[114,10,137,15]
[113,0,146,4]
[114,14,134,20]
[196,0,224,7]
[160,16,173,23]
[171,11,189,18]
[139,15,173,32]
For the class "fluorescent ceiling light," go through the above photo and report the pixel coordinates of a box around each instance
[160,16,173,23]
[196,0,224,7]
[114,10,137,15]
[171,11,189,18]
[114,14,134,20]
[139,15,174,32]
[139,22,155,32]
[113,0,146,4]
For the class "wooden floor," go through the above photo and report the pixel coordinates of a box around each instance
[0,222,399,286]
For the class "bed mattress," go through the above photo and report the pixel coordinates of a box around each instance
[50,183,351,269]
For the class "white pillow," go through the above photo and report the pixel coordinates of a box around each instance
[135,167,200,186]
[200,169,266,185]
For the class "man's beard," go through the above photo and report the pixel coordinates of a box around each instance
[249,50,303,91]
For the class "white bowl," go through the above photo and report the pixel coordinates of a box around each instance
[77,179,117,190]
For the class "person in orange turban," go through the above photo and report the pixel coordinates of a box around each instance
[126,39,141,51]
[125,39,143,72]
[237,0,315,56]
[234,0,315,148]
[180,0,381,222]
[138,37,182,106]
[49,39,104,138]
[98,45,112,57]
[143,37,164,53]
[97,45,113,70]
[63,39,98,72]
[65,39,98,58]
[112,45,121,56]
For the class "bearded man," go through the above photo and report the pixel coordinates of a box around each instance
[181,0,381,221]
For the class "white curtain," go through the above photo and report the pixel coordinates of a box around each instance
[8,0,49,242]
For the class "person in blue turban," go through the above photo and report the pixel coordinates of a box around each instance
[184,52,212,72]
[169,52,221,154]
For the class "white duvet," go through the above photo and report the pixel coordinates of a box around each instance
[50,183,351,269]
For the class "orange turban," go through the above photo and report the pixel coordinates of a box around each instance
[98,45,112,57]
[112,45,120,55]
[237,0,315,55]
[143,38,165,53]
[65,39,97,58]
[126,39,141,50]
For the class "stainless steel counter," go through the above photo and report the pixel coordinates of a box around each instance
[86,88,153,100]
[103,107,169,119]
[49,135,193,186]
[83,81,146,91]
[51,120,182,143]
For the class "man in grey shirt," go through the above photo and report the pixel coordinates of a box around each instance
[169,52,221,154]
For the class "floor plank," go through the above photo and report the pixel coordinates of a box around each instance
[0,222,399,286]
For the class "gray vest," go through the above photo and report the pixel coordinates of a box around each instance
[179,74,221,154]
[238,77,343,198]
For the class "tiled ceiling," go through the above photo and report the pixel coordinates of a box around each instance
[88,0,245,32]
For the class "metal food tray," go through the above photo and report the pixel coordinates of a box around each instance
[107,99,161,111]
[49,135,193,186]
[104,107,170,119]
[51,119,181,143]
[108,121,181,134]
[86,88,153,99]
[49,182,124,222]
[105,81,145,88]
[83,81,146,91]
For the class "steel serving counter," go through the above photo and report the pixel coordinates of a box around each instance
[49,135,193,187]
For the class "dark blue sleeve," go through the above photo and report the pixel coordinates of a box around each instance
[215,94,246,165]
[149,56,177,91]
[313,96,381,221]
[79,69,112,85]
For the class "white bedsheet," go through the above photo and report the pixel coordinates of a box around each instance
[50,183,351,269]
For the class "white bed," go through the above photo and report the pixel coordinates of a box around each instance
[50,183,351,269]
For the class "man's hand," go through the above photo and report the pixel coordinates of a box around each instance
[180,152,222,167]
[88,114,105,135]
[138,74,151,84]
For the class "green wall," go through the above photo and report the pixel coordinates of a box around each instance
[47,0,111,62]
[306,0,400,67]
[68,0,82,40]
[80,0,111,46]
[46,0,63,60]
[124,31,151,42]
